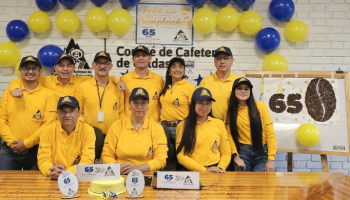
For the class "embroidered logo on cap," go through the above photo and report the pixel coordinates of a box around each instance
[26,56,35,61]
[135,88,145,96]
[219,47,226,52]
[137,46,144,50]
[60,53,68,58]
[200,89,210,96]
[62,96,72,103]
[98,52,107,57]
[238,77,246,82]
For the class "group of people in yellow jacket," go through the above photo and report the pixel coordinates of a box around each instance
[0,45,276,179]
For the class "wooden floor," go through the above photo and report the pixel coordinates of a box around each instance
[1,171,350,199]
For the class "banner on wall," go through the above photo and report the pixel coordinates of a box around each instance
[136,3,194,46]
[263,78,340,125]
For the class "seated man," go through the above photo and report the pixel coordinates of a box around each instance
[37,96,95,179]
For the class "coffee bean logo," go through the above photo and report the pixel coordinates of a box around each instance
[305,78,336,122]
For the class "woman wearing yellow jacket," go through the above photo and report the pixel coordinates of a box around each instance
[226,77,277,172]
[176,87,231,172]
[101,87,168,174]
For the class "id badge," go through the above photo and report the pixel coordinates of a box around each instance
[97,111,104,122]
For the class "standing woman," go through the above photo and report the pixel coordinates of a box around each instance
[176,88,231,172]
[160,56,196,170]
[226,77,277,172]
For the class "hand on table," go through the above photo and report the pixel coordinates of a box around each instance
[48,162,67,180]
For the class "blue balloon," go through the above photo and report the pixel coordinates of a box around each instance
[210,0,230,7]
[59,0,81,10]
[269,0,295,22]
[186,0,206,7]
[35,0,57,12]
[255,28,280,54]
[90,0,108,7]
[38,45,64,69]
[119,0,141,9]
[6,20,29,42]
[233,0,255,11]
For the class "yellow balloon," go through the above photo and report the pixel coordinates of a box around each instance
[0,42,20,67]
[296,124,321,147]
[193,8,217,34]
[217,7,240,31]
[15,60,21,78]
[239,10,263,35]
[108,9,132,34]
[263,53,288,71]
[28,11,51,33]
[56,10,80,34]
[285,20,308,42]
[85,7,108,32]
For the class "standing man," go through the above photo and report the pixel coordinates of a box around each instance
[121,46,164,122]
[199,46,240,121]
[75,51,125,159]
[8,53,126,101]
[0,56,57,170]
[38,96,95,179]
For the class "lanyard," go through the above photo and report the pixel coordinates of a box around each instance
[96,79,109,111]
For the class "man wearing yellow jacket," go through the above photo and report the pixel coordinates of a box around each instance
[0,56,57,170]
[38,96,95,179]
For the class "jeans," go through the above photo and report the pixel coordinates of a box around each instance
[0,142,38,170]
[161,124,177,171]
[238,143,268,172]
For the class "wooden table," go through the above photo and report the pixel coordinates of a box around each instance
[1,171,350,199]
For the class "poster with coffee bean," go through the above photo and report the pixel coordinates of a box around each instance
[244,71,350,156]
[263,78,340,125]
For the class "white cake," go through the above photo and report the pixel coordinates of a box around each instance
[88,177,126,196]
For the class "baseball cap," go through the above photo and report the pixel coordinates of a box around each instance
[55,53,75,65]
[132,45,150,56]
[129,87,149,101]
[213,46,233,57]
[94,51,112,62]
[232,77,253,89]
[19,56,42,68]
[57,96,80,110]
[192,87,216,102]
[168,56,185,67]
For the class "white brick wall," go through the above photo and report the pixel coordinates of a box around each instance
[1,0,350,174]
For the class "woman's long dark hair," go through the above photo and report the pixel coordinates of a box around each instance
[160,61,187,96]
[226,84,263,153]
[176,100,214,156]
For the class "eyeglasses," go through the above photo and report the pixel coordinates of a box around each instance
[196,101,213,106]
[94,61,111,67]
[215,57,231,62]
[20,66,40,73]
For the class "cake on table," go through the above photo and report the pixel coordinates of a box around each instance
[88,177,126,196]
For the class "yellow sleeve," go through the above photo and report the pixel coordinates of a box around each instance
[216,121,232,170]
[23,93,57,148]
[0,90,17,146]
[77,76,91,82]
[118,92,125,118]
[101,122,119,164]
[261,103,277,160]
[147,123,168,171]
[109,76,120,85]
[37,126,54,176]
[67,125,96,174]
[75,85,85,115]
[175,122,206,172]
[8,78,22,92]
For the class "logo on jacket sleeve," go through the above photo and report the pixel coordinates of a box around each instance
[172,98,180,107]
[146,147,153,158]
[152,92,159,100]
[32,110,43,120]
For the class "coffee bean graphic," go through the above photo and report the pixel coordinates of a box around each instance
[305,78,336,122]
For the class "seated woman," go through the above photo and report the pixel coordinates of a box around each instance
[226,77,277,172]
[176,87,231,172]
[101,87,168,175]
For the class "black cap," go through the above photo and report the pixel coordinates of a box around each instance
[232,77,253,89]
[19,56,42,68]
[213,46,233,57]
[168,56,185,67]
[192,87,216,102]
[57,96,80,110]
[132,45,150,56]
[129,87,149,101]
[55,53,75,65]
[94,51,112,62]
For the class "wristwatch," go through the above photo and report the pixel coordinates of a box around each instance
[232,153,239,158]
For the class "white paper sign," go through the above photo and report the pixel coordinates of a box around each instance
[156,171,200,190]
[185,60,197,78]
[76,164,120,182]
[126,169,145,196]
[58,171,79,197]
